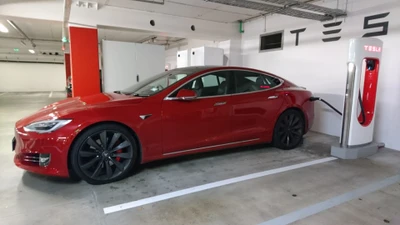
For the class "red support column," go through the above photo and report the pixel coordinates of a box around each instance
[69,26,101,97]
[64,53,72,97]
[64,53,71,84]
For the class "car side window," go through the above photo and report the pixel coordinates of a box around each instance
[264,75,281,87]
[171,71,232,98]
[234,71,280,94]
[201,75,219,87]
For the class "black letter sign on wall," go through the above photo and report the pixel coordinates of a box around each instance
[290,28,306,46]
[362,12,390,37]
[322,21,342,42]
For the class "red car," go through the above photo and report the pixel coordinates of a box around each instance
[13,66,314,184]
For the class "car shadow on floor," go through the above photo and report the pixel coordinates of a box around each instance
[21,142,277,186]
[22,171,81,185]
[142,143,274,169]
[127,142,285,179]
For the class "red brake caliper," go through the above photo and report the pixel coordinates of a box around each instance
[116,149,122,162]
[114,140,122,161]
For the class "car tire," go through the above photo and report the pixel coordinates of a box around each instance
[70,123,138,184]
[273,109,305,150]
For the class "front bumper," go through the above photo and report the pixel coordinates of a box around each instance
[13,127,74,178]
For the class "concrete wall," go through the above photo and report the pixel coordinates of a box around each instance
[0,62,65,92]
[102,41,165,92]
[165,38,242,69]
[165,39,218,70]
[242,0,400,150]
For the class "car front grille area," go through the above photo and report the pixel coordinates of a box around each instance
[21,153,40,165]
[17,153,51,167]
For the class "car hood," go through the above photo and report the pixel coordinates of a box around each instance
[16,93,142,127]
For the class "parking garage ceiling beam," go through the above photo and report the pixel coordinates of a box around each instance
[0,1,238,40]
[6,20,36,48]
[258,0,346,17]
[205,0,346,21]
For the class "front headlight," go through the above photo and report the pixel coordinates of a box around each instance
[23,119,72,133]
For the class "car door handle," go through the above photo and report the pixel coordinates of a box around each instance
[268,95,279,100]
[214,102,226,106]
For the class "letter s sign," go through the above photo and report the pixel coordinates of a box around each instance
[363,12,390,37]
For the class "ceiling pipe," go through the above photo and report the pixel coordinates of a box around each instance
[139,35,158,43]
[62,0,72,51]
[0,36,61,43]
[165,38,188,50]
[6,20,36,48]
[205,0,330,21]
[258,0,346,17]
[244,0,311,22]
[131,0,165,5]
[205,0,345,21]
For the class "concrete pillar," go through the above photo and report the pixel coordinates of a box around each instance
[69,26,100,97]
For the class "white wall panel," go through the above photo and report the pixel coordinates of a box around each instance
[242,0,400,150]
[102,40,164,92]
[190,46,224,66]
[176,50,189,68]
[0,62,65,92]
[165,39,218,70]
[135,43,165,83]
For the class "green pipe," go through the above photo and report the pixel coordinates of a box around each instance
[239,20,244,33]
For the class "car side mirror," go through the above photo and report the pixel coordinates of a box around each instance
[175,89,197,101]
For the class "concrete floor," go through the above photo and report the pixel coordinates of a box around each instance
[0,92,399,225]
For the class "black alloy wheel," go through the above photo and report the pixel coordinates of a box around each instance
[273,109,305,150]
[70,124,137,184]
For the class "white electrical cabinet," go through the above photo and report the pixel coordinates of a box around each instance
[190,46,224,66]
[102,40,165,93]
[176,50,189,68]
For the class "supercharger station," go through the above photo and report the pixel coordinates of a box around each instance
[331,37,383,159]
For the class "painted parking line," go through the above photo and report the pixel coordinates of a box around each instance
[103,157,337,214]
[259,174,400,225]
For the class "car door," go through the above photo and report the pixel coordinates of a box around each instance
[230,70,284,142]
[162,71,233,154]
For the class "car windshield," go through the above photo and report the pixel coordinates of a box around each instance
[120,68,200,97]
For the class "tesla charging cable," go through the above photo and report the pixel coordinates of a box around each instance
[310,93,366,125]
[309,95,384,148]
[357,91,366,125]
[309,97,343,116]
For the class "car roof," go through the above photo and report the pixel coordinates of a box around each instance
[172,66,270,75]
[172,66,284,80]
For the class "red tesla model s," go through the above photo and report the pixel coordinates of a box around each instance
[13,66,314,184]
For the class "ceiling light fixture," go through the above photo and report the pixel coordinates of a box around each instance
[0,23,8,33]
[29,49,35,54]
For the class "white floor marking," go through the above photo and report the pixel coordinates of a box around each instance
[259,174,400,225]
[0,92,6,96]
[49,91,53,98]
[103,157,337,214]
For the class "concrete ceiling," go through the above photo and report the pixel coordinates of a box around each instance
[96,0,262,23]
[94,0,320,23]
[0,17,182,63]
[0,0,338,63]
[0,17,64,63]
[98,26,183,45]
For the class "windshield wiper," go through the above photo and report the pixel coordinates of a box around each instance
[114,90,136,96]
